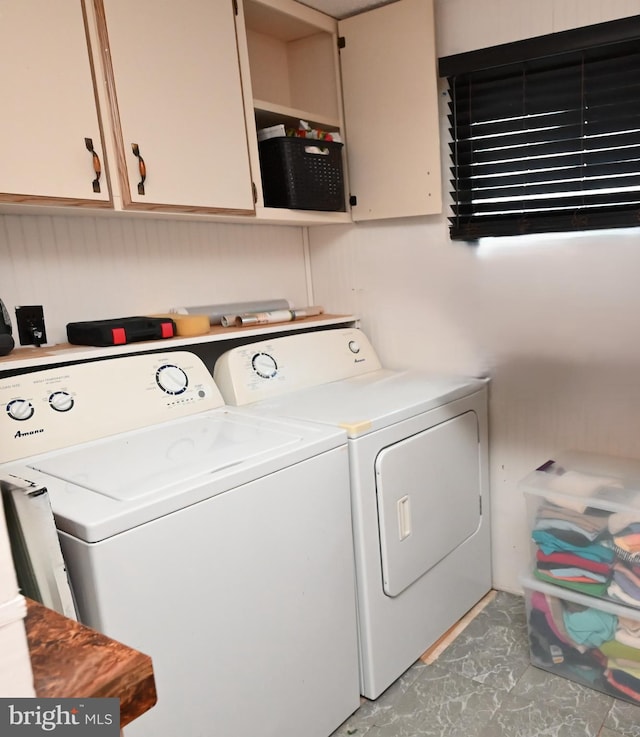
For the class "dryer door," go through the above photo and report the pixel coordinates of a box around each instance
[375,410,481,597]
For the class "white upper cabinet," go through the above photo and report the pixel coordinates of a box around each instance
[338,0,442,220]
[0,1,111,206]
[240,0,442,223]
[0,0,442,223]
[94,0,255,214]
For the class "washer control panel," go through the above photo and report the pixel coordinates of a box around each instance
[214,328,382,406]
[0,351,223,463]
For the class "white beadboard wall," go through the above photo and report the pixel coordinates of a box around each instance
[0,215,309,346]
[309,0,640,594]
[436,0,640,54]
[0,212,308,695]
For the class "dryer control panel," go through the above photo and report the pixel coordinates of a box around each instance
[0,351,223,463]
[214,328,382,406]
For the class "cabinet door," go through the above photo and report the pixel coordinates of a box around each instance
[0,1,110,204]
[338,0,442,221]
[97,0,255,214]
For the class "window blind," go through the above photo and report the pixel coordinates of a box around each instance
[439,17,640,241]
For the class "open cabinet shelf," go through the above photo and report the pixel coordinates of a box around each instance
[253,100,341,134]
[244,0,341,126]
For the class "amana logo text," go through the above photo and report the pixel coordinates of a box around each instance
[14,428,44,439]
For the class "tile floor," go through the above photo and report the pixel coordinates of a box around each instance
[331,590,640,737]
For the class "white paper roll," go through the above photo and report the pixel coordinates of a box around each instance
[221,306,324,328]
[234,310,294,327]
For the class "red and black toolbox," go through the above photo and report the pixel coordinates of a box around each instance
[66,316,176,347]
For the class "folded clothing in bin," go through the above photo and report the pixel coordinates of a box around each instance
[259,136,345,212]
[521,453,640,607]
[67,316,176,346]
[523,572,640,705]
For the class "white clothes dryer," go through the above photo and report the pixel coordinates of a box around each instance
[214,328,492,699]
[0,351,360,737]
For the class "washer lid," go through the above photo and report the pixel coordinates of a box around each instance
[28,413,298,500]
[10,410,344,542]
[250,370,486,437]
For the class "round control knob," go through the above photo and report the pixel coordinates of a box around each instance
[156,364,189,395]
[251,352,278,379]
[6,398,35,421]
[348,340,360,354]
[49,391,74,413]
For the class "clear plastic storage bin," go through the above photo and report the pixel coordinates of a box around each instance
[521,451,640,609]
[523,572,640,704]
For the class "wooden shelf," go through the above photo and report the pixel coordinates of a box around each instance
[0,314,357,373]
[253,206,351,224]
[244,0,335,41]
[254,99,341,131]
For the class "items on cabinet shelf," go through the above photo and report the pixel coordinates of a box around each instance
[258,121,342,143]
[258,124,288,142]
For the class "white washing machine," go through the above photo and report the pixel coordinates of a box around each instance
[0,351,360,737]
[214,328,492,699]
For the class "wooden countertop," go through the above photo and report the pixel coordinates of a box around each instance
[25,598,157,728]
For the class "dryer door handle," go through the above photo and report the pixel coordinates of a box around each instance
[397,495,411,540]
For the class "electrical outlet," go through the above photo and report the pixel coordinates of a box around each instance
[15,305,47,347]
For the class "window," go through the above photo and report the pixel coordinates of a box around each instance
[439,16,640,241]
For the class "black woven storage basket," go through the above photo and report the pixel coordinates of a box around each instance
[259,136,345,211]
